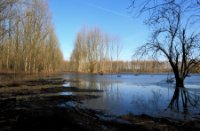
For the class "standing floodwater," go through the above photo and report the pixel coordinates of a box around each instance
[62,73,200,119]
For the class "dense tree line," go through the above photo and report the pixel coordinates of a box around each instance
[67,57,200,73]
[70,27,122,73]
[0,0,63,73]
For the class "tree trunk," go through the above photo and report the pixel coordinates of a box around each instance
[175,77,184,88]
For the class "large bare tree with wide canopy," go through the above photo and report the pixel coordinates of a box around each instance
[131,0,200,112]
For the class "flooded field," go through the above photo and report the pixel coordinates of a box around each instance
[62,73,200,119]
[1,73,200,130]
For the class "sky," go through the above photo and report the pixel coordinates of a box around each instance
[48,0,149,61]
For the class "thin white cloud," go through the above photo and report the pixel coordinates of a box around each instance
[88,3,131,18]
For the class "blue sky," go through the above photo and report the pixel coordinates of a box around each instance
[48,0,149,60]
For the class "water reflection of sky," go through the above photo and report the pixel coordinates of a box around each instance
[62,74,200,119]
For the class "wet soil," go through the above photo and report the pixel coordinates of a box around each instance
[0,76,200,131]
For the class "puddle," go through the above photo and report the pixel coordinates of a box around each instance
[63,83,70,87]
[97,114,131,124]
[65,101,78,107]
[59,92,73,96]
[59,101,78,108]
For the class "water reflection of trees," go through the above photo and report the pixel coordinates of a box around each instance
[69,75,124,111]
[69,75,111,90]
[131,88,200,115]
[67,74,200,115]
[168,87,200,113]
[131,90,164,115]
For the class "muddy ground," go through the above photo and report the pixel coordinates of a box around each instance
[0,76,200,131]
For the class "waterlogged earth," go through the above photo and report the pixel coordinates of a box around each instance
[1,73,200,130]
[61,73,200,119]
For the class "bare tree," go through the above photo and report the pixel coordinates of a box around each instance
[70,27,121,73]
[131,0,200,112]
[0,0,17,41]
[114,36,122,74]
[0,0,64,73]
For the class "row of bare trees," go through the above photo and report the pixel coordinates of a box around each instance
[70,27,122,73]
[66,59,200,73]
[0,0,63,73]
